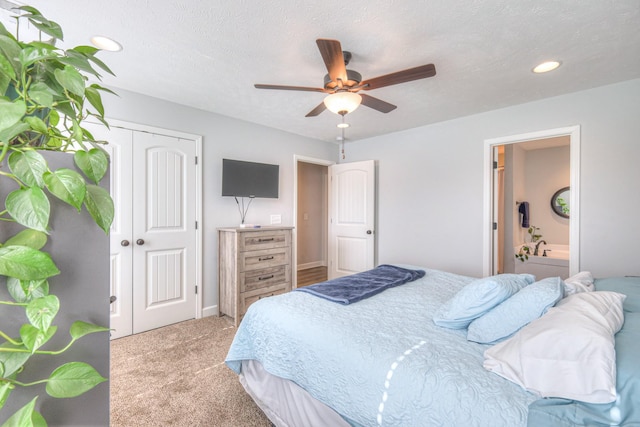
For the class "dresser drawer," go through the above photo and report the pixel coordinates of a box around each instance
[239,230,290,252]
[240,265,290,293]
[239,286,288,319]
[240,247,291,272]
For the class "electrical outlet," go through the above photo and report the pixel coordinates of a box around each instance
[270,214,281,225]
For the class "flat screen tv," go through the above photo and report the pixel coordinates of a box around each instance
[221,159,279,198]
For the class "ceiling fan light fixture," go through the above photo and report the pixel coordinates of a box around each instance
[532,61,561,74]
[323,92,362,115]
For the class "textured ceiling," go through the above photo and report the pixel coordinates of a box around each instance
[12,0,640,143]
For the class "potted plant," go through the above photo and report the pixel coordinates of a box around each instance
[515,225,543,262]
[0,5,115,425]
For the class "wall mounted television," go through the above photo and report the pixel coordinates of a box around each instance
[221,159,279,198]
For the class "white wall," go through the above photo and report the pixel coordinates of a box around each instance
[101,88,337,314]
[343,78,640,279]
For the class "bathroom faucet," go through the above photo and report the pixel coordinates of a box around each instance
[533,240,547,256]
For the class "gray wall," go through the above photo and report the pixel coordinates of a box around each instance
[0,152,110,426]
[101,89,337,314]
[343,78,640,279]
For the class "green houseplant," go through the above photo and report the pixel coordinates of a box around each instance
[515,225,543,262]
[0,6,115,425]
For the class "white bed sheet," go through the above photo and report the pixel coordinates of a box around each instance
[240,360,350,427]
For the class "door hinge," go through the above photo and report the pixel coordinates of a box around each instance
[493,161,498,170]
[195,285,198,294]
[195,221,198,230]
[493,222,498,230]
[195,156,198,165]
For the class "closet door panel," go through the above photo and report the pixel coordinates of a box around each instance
[132,132,197,333]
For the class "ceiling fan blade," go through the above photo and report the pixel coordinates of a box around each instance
[316,39,348,83]
[254,84,326,92]
[305,102,327,117]
[359,94,397,113]
[361,64,436,90]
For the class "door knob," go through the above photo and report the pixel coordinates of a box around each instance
[366,230,373,235]
[136,239,145,245]
[121,240,130,247]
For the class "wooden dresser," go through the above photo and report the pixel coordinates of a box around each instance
[218,226,293,326]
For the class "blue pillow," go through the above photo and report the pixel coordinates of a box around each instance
[433,273,535,329]
[467,276,564,344]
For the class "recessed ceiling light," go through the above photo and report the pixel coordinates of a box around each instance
[90,35,123,52]
[533,61,561,74]
[337,122,350,128]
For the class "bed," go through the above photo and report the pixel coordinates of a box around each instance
[225,266,640,427]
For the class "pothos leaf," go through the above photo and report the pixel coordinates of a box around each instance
[45,362,107,398]
[20,324,57,353]
[0,396,39,427]
[70,321,110,340]
[0,246,59,280]
[8,150,48,188]
[0,343,31,377]
[43,168,86,211]
[74,148,108,184]
[83,184,113,234]
[3,229,48,249]
[7,277,49,303]
[5,186,50,232]
[26,295,59,331]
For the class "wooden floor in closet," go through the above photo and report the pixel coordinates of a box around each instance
[297,266,327,287]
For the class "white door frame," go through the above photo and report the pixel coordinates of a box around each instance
[482,126,580,277]
[105,118,203,319]
[292,155,335,288]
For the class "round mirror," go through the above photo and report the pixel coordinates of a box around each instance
[551,186,570,218]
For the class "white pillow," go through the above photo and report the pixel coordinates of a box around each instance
[483,291,626,404]
[563,271,594,296]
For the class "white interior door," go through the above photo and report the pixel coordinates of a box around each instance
[328,160,375,279]
[131,132,197,334]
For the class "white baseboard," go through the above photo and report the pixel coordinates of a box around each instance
[297,261,327,270]
[202,305,219,318]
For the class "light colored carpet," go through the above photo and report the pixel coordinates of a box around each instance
[110,316,271,426]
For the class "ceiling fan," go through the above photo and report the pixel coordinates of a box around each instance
[254,38,436,117]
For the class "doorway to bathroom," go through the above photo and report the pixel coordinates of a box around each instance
[483,126,581,278]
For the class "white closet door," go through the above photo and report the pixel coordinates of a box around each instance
[86,122,198,338]
[131,132,197,334]
[102,126,134,339]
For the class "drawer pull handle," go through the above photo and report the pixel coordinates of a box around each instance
[259,256,274,261]
[258,238,275,242]
[258,275,274,281]
[259,293,275,300]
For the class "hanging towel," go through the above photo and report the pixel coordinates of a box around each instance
[518,201,530,228]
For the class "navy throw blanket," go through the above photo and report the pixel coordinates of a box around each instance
[295,264,426,305]
[518,201,530,228]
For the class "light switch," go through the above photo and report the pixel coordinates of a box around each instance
[270,214,281,224]
[303,213,309,221]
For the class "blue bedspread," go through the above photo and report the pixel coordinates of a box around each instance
[226,266,537,426]
[294,264,425,304]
